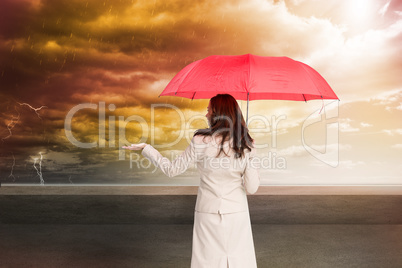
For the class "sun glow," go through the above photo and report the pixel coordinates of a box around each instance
[346,0,374,31]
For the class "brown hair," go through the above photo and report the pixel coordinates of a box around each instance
[194,94,254,158]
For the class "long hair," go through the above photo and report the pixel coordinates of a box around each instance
[194,94,254,158]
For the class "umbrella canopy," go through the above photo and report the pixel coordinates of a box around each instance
[160,54,339,102]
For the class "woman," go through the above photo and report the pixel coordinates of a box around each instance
[123,94,260,267]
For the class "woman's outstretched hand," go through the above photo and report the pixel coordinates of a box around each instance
[122,143,148,150]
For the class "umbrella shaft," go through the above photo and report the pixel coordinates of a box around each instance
[246,93,249,126]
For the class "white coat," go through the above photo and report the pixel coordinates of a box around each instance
[142,134,260,212]
[141,134,260,267]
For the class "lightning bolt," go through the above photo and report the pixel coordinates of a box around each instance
[33,152,45,185]
[18,102,47,119]
[8,152,16,182]
[1,101,49,185]
[2,101,47,141]
[1,109,20,142]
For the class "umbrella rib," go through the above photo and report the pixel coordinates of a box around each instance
[299,63,335,100]
[247,54,251,95]
[191,91,196,100]
[302,94,307,102]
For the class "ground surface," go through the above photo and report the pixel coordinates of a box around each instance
[1,186,401,268]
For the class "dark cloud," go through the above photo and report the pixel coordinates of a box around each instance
[0,0,37,38]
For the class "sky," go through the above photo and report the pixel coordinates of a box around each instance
[0,0,401,185]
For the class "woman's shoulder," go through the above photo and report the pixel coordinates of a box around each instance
[192,134,206,145]
[191,134,212,151]
[192,134,231,156]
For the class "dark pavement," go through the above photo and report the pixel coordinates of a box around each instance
[1,187,402,267]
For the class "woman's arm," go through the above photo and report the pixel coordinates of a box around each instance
[243,146,260,194]
[129,137,198,178]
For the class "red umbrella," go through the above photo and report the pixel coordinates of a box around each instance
[160,54,339,123]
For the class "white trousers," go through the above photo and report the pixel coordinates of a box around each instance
[191,210,258,268]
